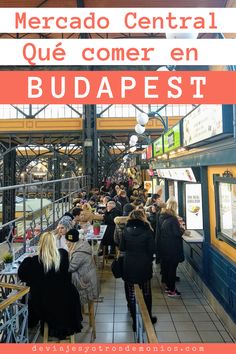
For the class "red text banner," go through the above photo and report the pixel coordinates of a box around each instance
[1,343,236,354]
[0,71,235,104]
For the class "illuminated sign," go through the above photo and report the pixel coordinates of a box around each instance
[144,181,152,194]
[183,105,233,147]
[164,123,181,153]
[156,168,196,182]
[146,145,153,160]
[153,136,163,157]
[186,183,203,230]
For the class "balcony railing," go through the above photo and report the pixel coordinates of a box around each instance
[0,175,90,264]
[0,282,30,343]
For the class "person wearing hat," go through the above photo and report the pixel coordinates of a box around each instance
[55,216,73,250]
[65,229,99,305]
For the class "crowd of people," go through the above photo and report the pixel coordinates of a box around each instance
[18,177,186,339]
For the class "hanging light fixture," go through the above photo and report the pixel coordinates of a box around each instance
[136,112,149,125]
[130,134,138,142]
[166,33,198,39]
[129,140,136,147]
[135,124,145,135]
[129,134,138,147]
[156,66,170,71]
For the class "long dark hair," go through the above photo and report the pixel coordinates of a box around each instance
[127,209,153,231]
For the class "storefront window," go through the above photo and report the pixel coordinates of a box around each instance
[214,175,236,247]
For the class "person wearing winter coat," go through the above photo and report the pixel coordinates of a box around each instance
[55,216,73,250]
[120,209,156,331]
[158,197,185,298]
[114,190,129,212]
[100,201,122,256]
[18,232,83,339]
[114,203,134,247]
[66,229,99,305]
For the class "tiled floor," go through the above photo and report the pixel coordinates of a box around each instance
[36,261,236,343]
[75,262,236,343]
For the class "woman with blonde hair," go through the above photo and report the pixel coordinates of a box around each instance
[18,232,83,339]
[158,196,185,298]
[120,209,156,331]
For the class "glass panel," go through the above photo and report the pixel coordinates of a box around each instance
[219,182,236,241]
[0,104,196,119]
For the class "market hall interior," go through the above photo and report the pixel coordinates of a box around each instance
[0,0,236,345]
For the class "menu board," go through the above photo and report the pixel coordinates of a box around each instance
[146,145,153,160]
[218,183,236,241]
[153,136,163,157]
[183,105,223,146]
[186,184,203,230]
[164,123,181,153]
[156,168,196,182]
[144,180,153,194]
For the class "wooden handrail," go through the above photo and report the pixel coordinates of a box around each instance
[0,282,30,311]
[134,285,158,343]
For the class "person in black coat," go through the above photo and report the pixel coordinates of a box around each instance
[120,209,156,331]
[114,190,129,212]
[100,200,122,255]
[158,197,185,298]
[18,232,83,340]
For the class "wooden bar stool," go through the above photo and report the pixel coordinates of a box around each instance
[80,301,96,339]
[102,246,108,269]
[43,322,75,343]
[88,300,96,340]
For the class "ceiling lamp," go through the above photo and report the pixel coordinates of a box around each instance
[129,140,136,147]
[135,124,145,135]
[166,33,198,39]
[156,66,170,71]
[130,135,138,143]
[137,112,149,125]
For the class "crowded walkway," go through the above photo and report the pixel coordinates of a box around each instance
[1,176,236,343]
[35,262,235,343]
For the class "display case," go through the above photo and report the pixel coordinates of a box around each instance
[214,174,236,248]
